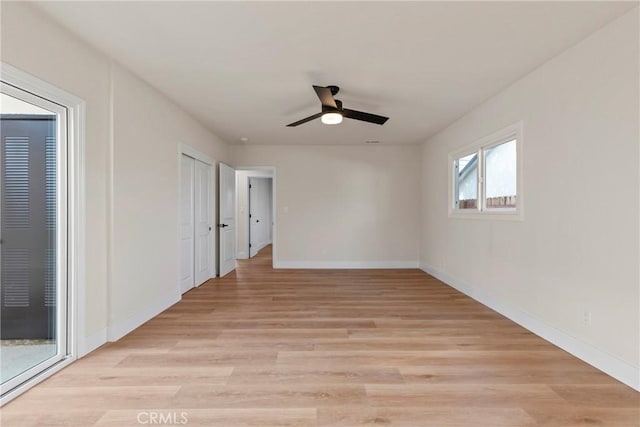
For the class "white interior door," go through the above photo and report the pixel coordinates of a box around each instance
[179,155,195,294]
[249,177,271,258]
[266,178,273,244]
[194,159,211,285]
[248,177,260,258]
[218,163,236,277]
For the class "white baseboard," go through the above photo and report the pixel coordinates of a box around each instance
[107,290,181,342]
[419,261,640,391]
[78,327,107,358]
[274,260,420,269]
[236,251,248,260]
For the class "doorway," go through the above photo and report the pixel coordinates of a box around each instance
[248,177,273,258]
[235,169,274,262]
[179,150,214,294]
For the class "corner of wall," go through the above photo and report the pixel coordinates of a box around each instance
[418,262,640,391]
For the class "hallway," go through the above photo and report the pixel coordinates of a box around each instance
[2,245,638,426]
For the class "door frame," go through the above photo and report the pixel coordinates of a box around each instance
[178,144,216,294]
[0,63,86,405]
[234,166,276,267]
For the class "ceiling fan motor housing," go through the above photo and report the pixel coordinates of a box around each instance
[322,99,343,113]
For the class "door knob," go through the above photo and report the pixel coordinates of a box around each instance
[256,219,260,223]
[217,223,229,228]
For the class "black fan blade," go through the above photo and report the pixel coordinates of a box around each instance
[286,112,323,127]
[342,108,389,125]
[312,85,337,109]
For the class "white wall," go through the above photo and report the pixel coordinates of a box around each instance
[1,2,229,351]
[420,8,639,388]
[109,65,228,340]
[231,145,421,268]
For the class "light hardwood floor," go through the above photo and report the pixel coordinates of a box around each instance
[2,245,638,426]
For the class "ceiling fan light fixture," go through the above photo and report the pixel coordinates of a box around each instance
[321,112,343,125]
[286,85,388,127]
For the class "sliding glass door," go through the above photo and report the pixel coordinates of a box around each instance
[0,82,68,395]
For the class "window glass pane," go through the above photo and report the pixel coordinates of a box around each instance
[0,92,59,385]
[455,152,477,209]
[484,139,517,208]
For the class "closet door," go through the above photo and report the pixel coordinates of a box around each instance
[179,154,195,294]
[194,159,211,285]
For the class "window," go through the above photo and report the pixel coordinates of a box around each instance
[484,139,517,209]
[450,122,522,219]
[454,152,478,209]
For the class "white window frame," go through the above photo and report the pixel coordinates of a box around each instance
[448,121,523,220]
[0,62,86,405]
[0,84,69,397]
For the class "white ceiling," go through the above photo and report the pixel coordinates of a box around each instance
[35,1,635,145]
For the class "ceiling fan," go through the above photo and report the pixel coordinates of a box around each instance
[286,85,389,127]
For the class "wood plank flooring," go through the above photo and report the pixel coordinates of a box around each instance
[2,246,638,426]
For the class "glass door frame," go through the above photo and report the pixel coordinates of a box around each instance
[0,63,85,404]
[0,82,69,395]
